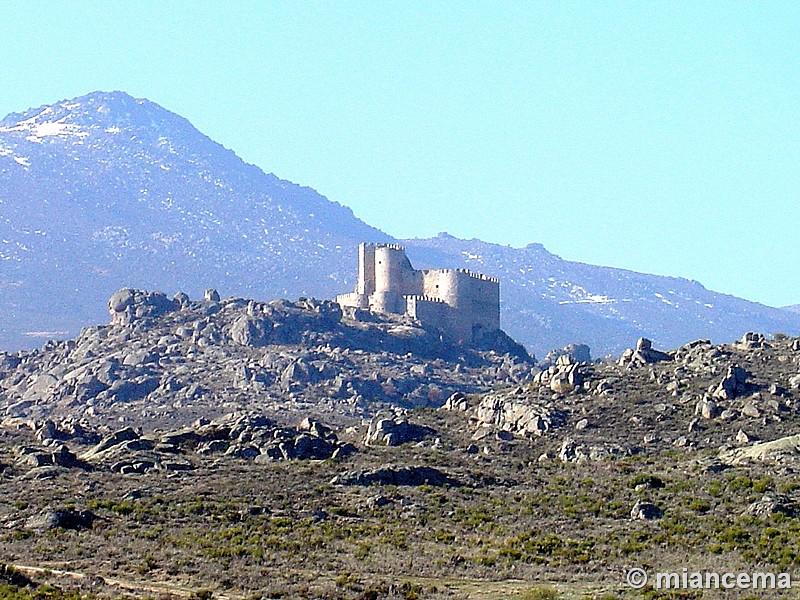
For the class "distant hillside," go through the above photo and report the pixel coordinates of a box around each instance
[404,235,800,357]
[2,91,800,356]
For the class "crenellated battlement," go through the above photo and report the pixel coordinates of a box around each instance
[406,294,447,303]
[420,268,500,284]
[337,243,500,345]
[371,242,405,251]
[456,268,500,283]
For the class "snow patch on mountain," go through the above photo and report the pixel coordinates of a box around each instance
[0,114,89,141]
[559,294,616,305]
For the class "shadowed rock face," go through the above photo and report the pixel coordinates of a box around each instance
[24,508,97,531]
[331,465,461,487]
[363,414,436,447]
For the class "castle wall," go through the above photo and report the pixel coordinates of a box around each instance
[371,244,423,313]
[406,296,451,332]
[419,269,500,342]
[336,243,500,345]
[460,272,501,340]
[336,292,369,309]
[421,270,457,306]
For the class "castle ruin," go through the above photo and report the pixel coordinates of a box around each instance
[336,243,500,344]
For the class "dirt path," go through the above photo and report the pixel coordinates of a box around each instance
[10,562,617,599]
[10,563,242,599]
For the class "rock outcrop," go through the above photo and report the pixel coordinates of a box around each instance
[719,434,800,465]
[24,508,97,531]
[108,289,178,326]
[74,412,356,475]
[474,389,566,438]
[331,465,460,487]
[618,338,672,367]
[363,413,435,447]
[745,494,796,518]
[540,343,592,368]
[712,365,750,400]
[533,354,590,394]
[630,501,663,520]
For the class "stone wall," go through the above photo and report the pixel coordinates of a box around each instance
[406,295,451,336]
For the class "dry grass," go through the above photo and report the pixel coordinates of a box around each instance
[4,336,800,598]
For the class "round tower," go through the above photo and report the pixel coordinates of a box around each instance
[370,244,409,313]
[436,270,462,308]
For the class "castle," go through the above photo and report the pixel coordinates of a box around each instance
[336,243,500,344]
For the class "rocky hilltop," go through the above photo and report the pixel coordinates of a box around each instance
[4,286,800,478]
[2,91,800,356]
[0,288,530,433]
[3,289,800,596]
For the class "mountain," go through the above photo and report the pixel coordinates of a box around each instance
[2,91,799,356]
[0,91,392,349]
[404,235,800,357]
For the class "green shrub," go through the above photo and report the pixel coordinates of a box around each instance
[687,498,711,513]
[519,587,560,600]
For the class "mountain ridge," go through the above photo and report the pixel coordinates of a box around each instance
[2,90,799,355]
[403,233,800,357]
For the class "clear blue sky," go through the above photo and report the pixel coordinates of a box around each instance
[2,1,799,307]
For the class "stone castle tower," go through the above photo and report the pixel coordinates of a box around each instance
[336,243,500,344]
